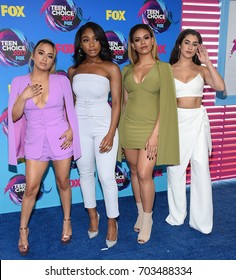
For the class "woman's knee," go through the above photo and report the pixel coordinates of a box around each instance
[137,169,152,183]
[129,165,138,178]
[79,170,95,180]
[98,171,116,187]
[56,178,70,191]
[24,184,40,198]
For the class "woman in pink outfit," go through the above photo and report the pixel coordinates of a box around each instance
[8,39,81,256]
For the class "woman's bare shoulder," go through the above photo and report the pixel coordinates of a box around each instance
[104,60,119,69]
[68,65,76,75]
[67,66,78,80]
[103,61,121,76]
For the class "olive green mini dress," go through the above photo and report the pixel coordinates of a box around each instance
[118,61,180,166]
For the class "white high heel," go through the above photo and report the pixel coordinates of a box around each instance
[106,221,118,248]
[88,213,100,239]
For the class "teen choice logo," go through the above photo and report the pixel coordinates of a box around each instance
[115,165,131,191]
[138,0,178,33]
[40,0,89,32]
[106,30,128,65]
[0,28,33,67]
[5,175,52,205]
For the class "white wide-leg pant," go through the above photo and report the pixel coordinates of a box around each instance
[76,116,119,218]
[166,106,213,234]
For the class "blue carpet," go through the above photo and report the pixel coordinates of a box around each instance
[0,180,235,260]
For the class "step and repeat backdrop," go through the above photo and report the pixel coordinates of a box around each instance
[0,0,181,214]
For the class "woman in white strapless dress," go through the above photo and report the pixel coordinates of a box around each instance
[68,22,121,248]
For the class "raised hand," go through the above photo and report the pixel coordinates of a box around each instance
[197,44,210,65]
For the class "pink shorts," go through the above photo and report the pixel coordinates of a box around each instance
[25,136,73,162]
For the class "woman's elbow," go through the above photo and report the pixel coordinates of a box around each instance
[111,100,121,109]
[12,116,18,123]
[12,113,21,123]
[217,82,225,92]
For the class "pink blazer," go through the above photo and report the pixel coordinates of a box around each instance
[8,74,81,166]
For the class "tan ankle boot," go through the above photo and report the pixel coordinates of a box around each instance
[137,212,153,244]
[134,202,144,232]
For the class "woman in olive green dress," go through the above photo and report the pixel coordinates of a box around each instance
[119,24,179,244]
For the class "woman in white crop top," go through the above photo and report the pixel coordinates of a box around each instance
[68,22,121,248]
[166,29,225,234]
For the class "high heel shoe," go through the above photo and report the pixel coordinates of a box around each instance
[134,202,144,232]
[61,218,72,244]
[137,212,153,244]
[18,227,29,256]
[106,221,118,248]
[88,213,100,239]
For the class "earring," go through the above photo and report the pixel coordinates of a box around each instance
[177,48,180,59]
[78,48,84,57]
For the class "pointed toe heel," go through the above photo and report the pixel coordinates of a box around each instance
[106,221,118,248]
[88,230,99,239]
[106,239,117,248]
[88,213,100,239]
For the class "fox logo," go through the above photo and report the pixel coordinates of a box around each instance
[1,5,25,17]
[106,10,126,20]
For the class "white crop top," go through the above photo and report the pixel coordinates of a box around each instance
[174,73,204,98]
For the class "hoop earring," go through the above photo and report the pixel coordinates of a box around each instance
[78,48,84,57]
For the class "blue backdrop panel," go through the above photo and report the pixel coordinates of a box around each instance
[0,0,182,214]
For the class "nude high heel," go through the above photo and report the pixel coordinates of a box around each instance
[134,202,144,232]
[137,212,153,244]
[18,227,29,256]
[61,218,72,244]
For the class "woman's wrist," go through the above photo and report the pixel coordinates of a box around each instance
[205,61,213,68]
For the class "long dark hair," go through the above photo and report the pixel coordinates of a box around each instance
[72,22,112,68]
[128,23,159,64]
[169,29,203,65]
